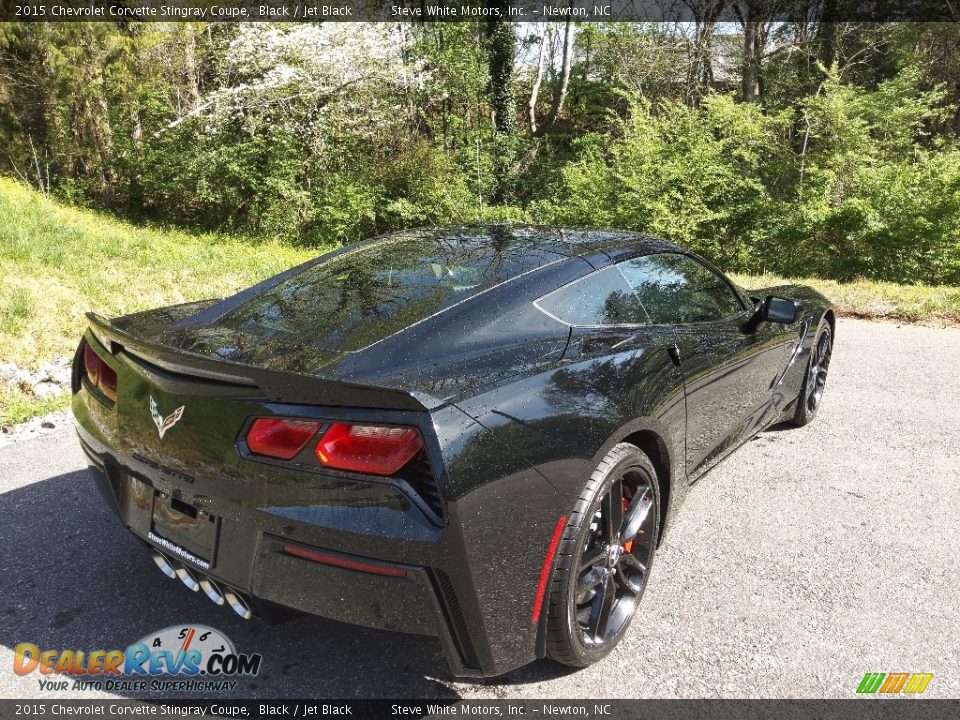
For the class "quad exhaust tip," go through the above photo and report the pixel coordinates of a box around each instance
[199,576,225,606]
[224,588,253,620]
[175,563,201,592]
[149,548,252,619]
[151,551,177,579]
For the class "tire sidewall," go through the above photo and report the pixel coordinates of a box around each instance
[557,445,660,666]
[795,320,832,425]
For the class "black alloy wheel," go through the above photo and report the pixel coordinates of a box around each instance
[792,320,832,426]
[545,443,660,667]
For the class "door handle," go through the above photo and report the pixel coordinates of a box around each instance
[667,344,681,367]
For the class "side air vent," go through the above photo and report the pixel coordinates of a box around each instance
[399,453,445,520]
[432,569,480,671]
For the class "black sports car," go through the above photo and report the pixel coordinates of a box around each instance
[73,226,834,677]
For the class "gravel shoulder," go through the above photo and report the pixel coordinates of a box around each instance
[1,318,958,699]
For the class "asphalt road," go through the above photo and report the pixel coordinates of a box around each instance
[1,318,958,700]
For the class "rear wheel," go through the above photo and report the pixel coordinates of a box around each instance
[791,321,832,427]
[545,443,660,667]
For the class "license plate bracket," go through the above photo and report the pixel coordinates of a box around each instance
[150,492,219,568]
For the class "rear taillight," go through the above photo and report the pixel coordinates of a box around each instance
[243,418,423,476]
[315,423,423,476]
[83,342,100,385]
[246,417,322,460]
[82,340,118,402]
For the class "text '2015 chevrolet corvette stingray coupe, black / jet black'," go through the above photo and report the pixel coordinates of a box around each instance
[73,225,834,677]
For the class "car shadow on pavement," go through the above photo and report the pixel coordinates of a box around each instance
[755,421,796,434]
[0,468,460,699]
[464,660,581,687]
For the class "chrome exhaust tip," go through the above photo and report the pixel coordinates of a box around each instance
[151,551,177,579]
[175,564,201,592]
[223,588,253,620]
[199,576,225,606]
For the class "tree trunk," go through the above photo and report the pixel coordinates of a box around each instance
[485,5,516,203]
[685,1,726,107]
[528,25,551,135]
[531,17,575,138]
[742,18,759,102]
[485,8,516,135]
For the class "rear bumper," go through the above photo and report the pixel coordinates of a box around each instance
[76,426,481,677]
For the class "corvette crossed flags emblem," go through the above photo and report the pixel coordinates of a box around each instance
[150,396,185,439]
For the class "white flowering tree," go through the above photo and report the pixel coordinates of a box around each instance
[161,23,425,141]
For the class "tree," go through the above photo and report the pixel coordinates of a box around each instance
[528,18,576,137]
[733,1,775,102]
[485,5,516,134]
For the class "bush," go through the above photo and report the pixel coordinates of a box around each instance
[533,70,960,284]
[533,94,789,269]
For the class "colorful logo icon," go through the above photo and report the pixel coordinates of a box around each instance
[14,624,261,679]
[857,673,933,695]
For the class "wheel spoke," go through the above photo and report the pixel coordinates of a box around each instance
[620,552,646,575]
[617,553,646,594]
[620,487,653,543]
[576,566,605,604]
[588,575,616,640]
[604,479,623,544]
[580,543,604,569]
[808,331,832,409]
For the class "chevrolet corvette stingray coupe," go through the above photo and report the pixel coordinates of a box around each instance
[73,225,834,677]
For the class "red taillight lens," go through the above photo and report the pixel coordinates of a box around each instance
[246,418,322,460]
[99,364,118,402]
[83,342,100,385]
[82,340,118,402]
[315,423,423,476]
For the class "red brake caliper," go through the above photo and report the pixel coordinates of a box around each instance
[622,496,634,553]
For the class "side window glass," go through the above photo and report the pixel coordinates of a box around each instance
[616,253,744,324]
[536,266,648,326]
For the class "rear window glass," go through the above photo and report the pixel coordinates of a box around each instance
[219,232,563,351]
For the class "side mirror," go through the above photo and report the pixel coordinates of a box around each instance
[744,296,801,332]
[766,296,801,324]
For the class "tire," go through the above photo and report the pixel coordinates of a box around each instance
[545,443,660,668]
[791,320,833,427]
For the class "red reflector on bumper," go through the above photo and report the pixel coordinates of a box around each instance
[531,515,568,623]
[282,544,407,578]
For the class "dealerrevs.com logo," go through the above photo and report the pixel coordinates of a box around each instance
[15,625,262,693]
[856,672,934,695]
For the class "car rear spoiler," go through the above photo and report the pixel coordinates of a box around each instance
[84,312,436,412]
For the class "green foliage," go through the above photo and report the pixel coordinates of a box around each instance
[534,94,790,268]
[764,67,960,283]
[535,68,960,284]
[1,22,960,286]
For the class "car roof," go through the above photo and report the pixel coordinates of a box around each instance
[410,224,684,268]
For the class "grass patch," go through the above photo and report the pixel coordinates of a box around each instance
[2,177,958,426]
[0,386,69,426]
[732,273,960,326]
[0,177,317,425]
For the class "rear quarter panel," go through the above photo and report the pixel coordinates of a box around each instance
[431,327,688,673]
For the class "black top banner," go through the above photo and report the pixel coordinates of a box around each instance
[1,0,958,23]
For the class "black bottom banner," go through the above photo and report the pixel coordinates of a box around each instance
[1,700,957,720]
